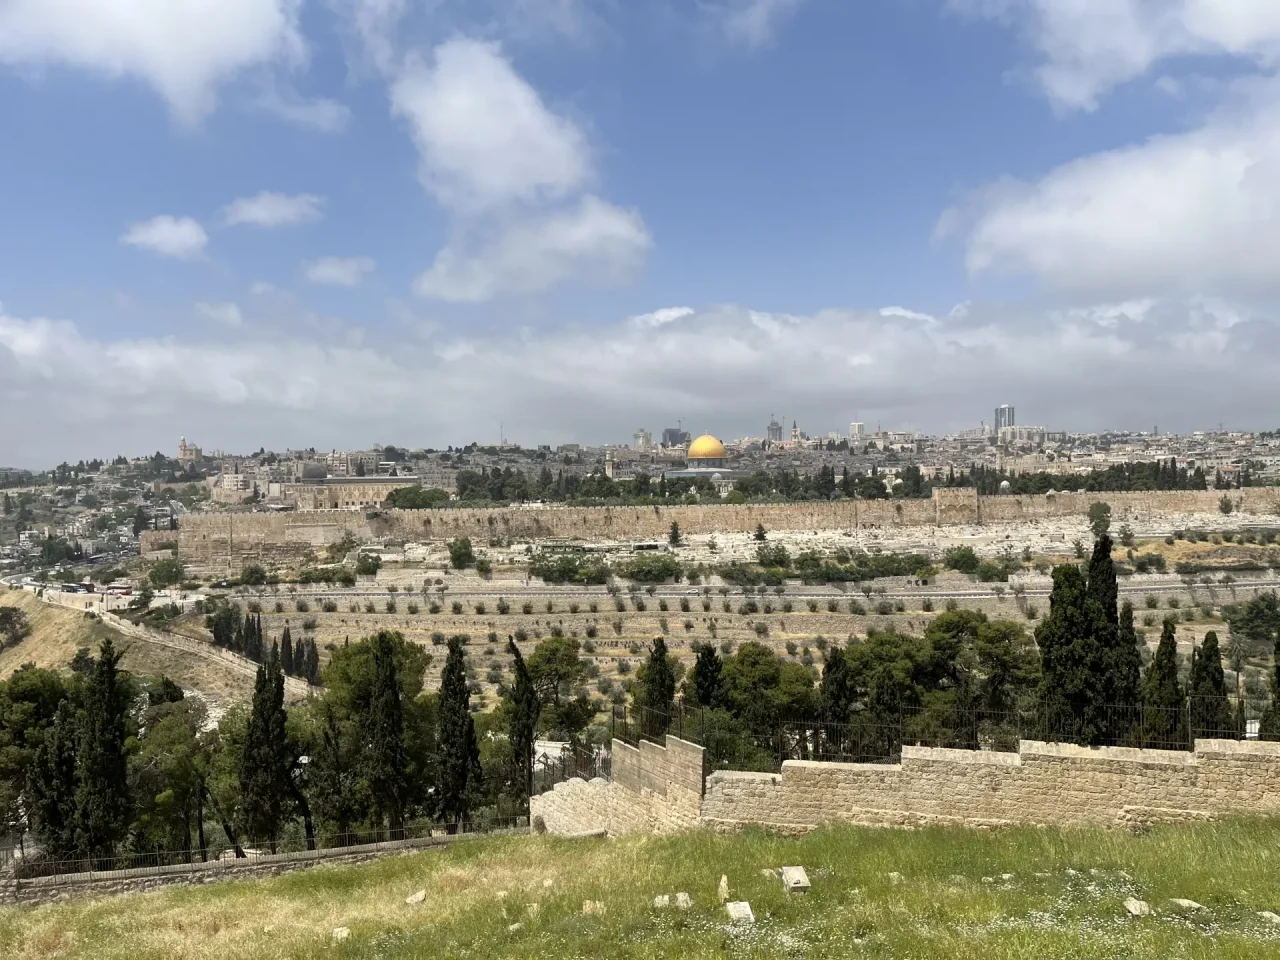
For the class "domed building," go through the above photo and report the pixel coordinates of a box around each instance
[686,433,727,468]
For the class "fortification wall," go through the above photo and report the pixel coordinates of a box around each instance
[531,737,704,836]
[174,488,1280,570]
[700,739,1280,834]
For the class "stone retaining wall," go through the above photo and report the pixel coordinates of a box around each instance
[534,736,1280,839]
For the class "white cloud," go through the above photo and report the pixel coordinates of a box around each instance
[415,196,650,301]
[3,296,1276,465]
[222,192,325,228]
[952,88,1280,297]
[196,302,245,327]
[951,0,1280,110]
[390,37,590,211]
[630,307,696,328]
[255,84,351,133]
[120,216,208,260]
[0,0,307,124]
[304,256,376,286]
[719,0,807,51]
[879,306,935,323]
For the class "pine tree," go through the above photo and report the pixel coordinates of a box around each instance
[691,643,725,708]
[239,647,288,850]
[507,637,540,806]
[1035,565,1111,745]
[438,635,480,827]
[668,521,682,546]
[281,625,294,677]
[75,638,131,862]
[1141,617,1187,748]
[28,700,79,858]
[1189,631,1233,739]
[364,632,407,836]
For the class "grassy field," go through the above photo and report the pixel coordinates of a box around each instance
[5,820,1280,959]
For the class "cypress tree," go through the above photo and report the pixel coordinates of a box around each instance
[1035,565,1110,745]
[365,632,407,836]
[1086,534,1119,626]
[639,637,676,716]
[1109,601,1145,743]
[307,639,322,684]
[75,638,131,862]
[281,625,294,677]
[239,647,288,850]
[438,635,480,828]
[309,705,355,841]
[1189,631,1232,739]
[821,646,854,724]
[1141,618,1187,749]
[691,643,725,708]
[28,700,79,858]
[1261,627,1280,740]
[865,665,903,760]
[507,637,540,807]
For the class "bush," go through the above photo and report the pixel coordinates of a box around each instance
[302,616,317,632]
[431,632,446,646]
[496,598,510,614]
[702,599,712,612]
[1145,595,1159,609]
[523,601,534,615]
[634,599,646,612]
[475,557,492,576]
[944,546,980,574]
[658,618,669,634]
[615,598,626,612]
[546,600,555,614]
[321,599,338,613]
[876,600,893,615]
[1025,604,1039,620]
[683,619,694,632]
[448,537,476,569]
[1220,495,1234,515]
[589,601,598,613]
[429,603,442,614]
[295,599,310,613]
[827,599,838,613]
[785,640,798,656]
[474,602,487,615]
[247,601,262,614]
[406,602,419,614]
[617,660,631,675]
[921,599,934,612]
[612,618,623,635]
[274,601,285,613]
[754,621,770,637]
[355,553,382,577]
[451,601,463,615]
[659,599,669,611]
[782,600,793,613]
[1168,597,1181,609]
[349,603,359,613]
[387,584,399,594]
[585,625,598,640]
[514,628,528,643]
[849,600,866,616]
[364,601,376,614]
[385,600,397,614]
[240,564,268,586]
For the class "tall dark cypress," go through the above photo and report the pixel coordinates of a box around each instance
[506,637,540,806]
[309,705,355,841]
[75,638,131,862]
[28,700,80,858]
[365,632,407,835]
[438,635,480,827]
[1141,618,1187,749]
[306,639,322,684]
[821,646,854,724]
[281,625,294,677]
[691,643,725,709]
[1263,628,1280,740]
[639,637,677,715]
[239,647,288,850]
[1086,534,1119,626]
[1035,565,1111,745]
[1189,631,1233,739]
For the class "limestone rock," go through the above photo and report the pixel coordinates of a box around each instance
[526,903,540,919]
[1258,911,1280,924]
[404,889,426,905]
[331,927,350,942]
[583,900,606,915]
[781,866,811,893]
[653,894,670,909]
[1168,898,1204,912]
[1124,898,1152,917]
[726,901,755,924]
[718,874,730,902]
[542,878,554,889]
[887,872,903,884]
[759,868,778,878]
[676,892,692,910]
[507,923,524,933]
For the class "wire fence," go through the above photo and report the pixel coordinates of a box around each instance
[531,744,610,796]
[10,815,526,884]
[611,695,1276,774]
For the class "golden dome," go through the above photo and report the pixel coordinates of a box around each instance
[687,434,726,459]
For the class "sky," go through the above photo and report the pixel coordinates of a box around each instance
[3,0,1280,467]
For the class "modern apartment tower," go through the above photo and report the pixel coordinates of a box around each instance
[994,405,1015,435]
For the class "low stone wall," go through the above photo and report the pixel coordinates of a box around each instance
[701,739,1280,833]
[534,736,1280,840]
[531,737,704,836]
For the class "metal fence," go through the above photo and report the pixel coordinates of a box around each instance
[11,815,526,883]
[611,696,1275,774]
[532,744,609,796]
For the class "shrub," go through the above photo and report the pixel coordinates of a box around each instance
[702,599,712,612]
[322,599,338,613]
[295,599,310,613]
[827,600,838,613]
[387,584,399,594]
[569,602,580,614]
[274,601,285,613]
[683,619,694,632]
[550,625,564,638]
[386,600,397,614]
[785,640,798,656]
[514,627,529,643]
[406,602,419,614]
[754,621,770,637]
[497,598,510,614]
[430,632,446,646]
[247,601,262,614]
[679,598,690,613]
[659,599,669,611]
[921,599,934,612]
[615,599,626,612]
[617,660,631,675]
[475,557,492,577]
[807,600,819,613]
[474,602,487,615]
[523,601,534,615]
[429,603,442,614]
[546,600,555,613]
[1220,495,1234,515]
[849,600,866,616]
[349,603,359,613]
[659,618,669,634]
[723,600,732,613]
[589,601,598,613]
[585,626,598,640]
[364,602,376,614]
[1167,597,1181,609]
[945,598,959,612]
[763,602,773,614]
[1025,604,1039,620]
[302,616,318,632]
[634,599,647,612]
[782,600,793,613]
[451,601,463,615]
[876,600,893,615]
[944,546,980,574]
[628,641,642,655]
[612,618,623,635]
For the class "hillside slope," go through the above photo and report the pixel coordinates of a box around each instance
[0,588,255,701]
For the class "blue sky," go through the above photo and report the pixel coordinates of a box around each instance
[2,0,1280,465]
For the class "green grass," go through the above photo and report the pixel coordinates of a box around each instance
[5,820,1280,958]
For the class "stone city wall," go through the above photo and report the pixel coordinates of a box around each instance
[702,738,1280,833]
[531,737,704,836]
[173,488,1280,570]
[534,736,1280,839]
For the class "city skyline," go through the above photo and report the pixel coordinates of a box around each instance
[5,3,1280,463]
